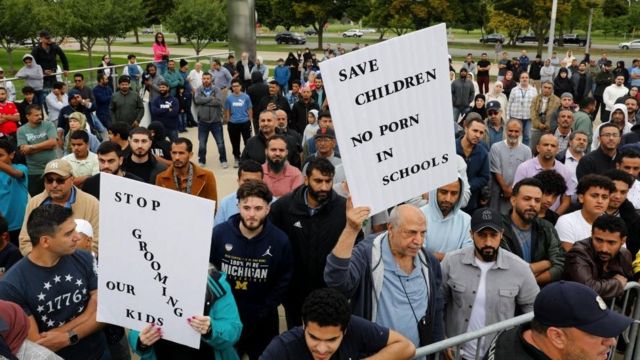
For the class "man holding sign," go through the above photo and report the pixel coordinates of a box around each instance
[0,204,107,360]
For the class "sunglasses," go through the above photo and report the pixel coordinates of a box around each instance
[45,176,70,185]
[488,111,499,116]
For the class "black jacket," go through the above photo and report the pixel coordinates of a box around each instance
[31,43,69,72]
[616,200,640,255]
[257,93,291,120]
[235,60,255,84]
[621,123,640,145]
[246,73,269,124]
[575,147,618,181]
[290,99,320,134]
[269,185,347,303]
[240,130,301,168]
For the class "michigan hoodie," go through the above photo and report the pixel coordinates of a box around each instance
[591,103,632,151]
[420,177,472,255]
[15,54,43,90]
[210,214,293,317]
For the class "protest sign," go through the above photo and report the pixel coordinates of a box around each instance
[97,173,215,348]
[320,23,457,213]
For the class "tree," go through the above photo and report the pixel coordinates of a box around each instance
[102,0,144,58]
[0,0,37,72]
[364,0,456,39]
[293,0,369,49]
[457,0,489,34]
[487,10,529,45]
[164,0,228,55]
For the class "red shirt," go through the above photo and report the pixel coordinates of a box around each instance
[0,101,19,136]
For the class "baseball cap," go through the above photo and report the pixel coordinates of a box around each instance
[470,208,503,232]
[43,159,73,178]
[561,92,573,100]
[535,281,632,338]
[39,30,51,39]
[486,100,501,112]
[68,88,81,98]
[158,80,169,87]
[314,127,335,140]
[75,219,94,238]
[0,66,4,72]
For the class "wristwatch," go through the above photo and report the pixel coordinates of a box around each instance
[68,330,79,345]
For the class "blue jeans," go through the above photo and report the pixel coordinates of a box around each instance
[155,61,167,75]
[521,118,532,146]
[198,121,227,163]
[452,106,470,123]
[167,129,178,142]
[178,113,187,131]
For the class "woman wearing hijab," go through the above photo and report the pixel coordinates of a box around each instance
[553,68,574,98]
[613,60,630,85]
[486,82,508,119]
[63,112,100,154]
[0,300,61,360]
[501,70,517,98]
[285,52,300,91]
[471,94,487,119]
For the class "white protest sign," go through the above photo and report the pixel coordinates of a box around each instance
[97,173,215,348]
[320,23,457,214]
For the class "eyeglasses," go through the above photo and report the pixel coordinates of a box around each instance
[488,111,499,116]
[44,176,70,185]
[600,133,620,138]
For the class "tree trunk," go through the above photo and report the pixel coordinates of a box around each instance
[317,23,324,50]
[134,29,140,44]
[6,48,14,73]
[177,35,182,45]
[78,38,86,51]
[107,39,112,59]
[87,37,96,68]
[378,30,385,40]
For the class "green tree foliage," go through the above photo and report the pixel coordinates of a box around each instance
[487,10,529,45]
[103,0,144,58]
[293,0,369,49]
[0,0,38,72]
[164,0,228,55]
[602,0,628,17]
[364,0,457,38]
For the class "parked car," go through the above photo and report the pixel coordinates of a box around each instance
[554,34,587,46]
[619,39,640,50]
[360,28,376,33]
[516,33,546,43]
[304,28,317,36]
[275,31,306,45]
[141,28,154,35]
[479,33,505,44]
[342,29,364,38]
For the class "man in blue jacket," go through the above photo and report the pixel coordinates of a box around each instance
[210,180,292,360]
[150,81,179,142]
[324,200,445,352]
[456,114,490,214]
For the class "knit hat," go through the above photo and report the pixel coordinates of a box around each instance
[561,92,573,100]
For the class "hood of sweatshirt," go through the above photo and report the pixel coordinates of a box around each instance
[22,54,37,67]
[609,103,630,125]
[425,176,465,222]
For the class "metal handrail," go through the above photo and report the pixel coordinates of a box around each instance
[415,281,640,359]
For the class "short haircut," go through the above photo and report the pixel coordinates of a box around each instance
[0,213,7,235]
[69,130,89,143]
[202,72,212,78]
[97,141,123,157]
[617,148,640,163]
[127,54,136,60]
[230,79,241,87]
[118,75,131,84]
[172,137,193,152]
[305,157,335,178]
[530,318,549,335]
[533,170,568,196]
[569,130,588,141]
[265,134,288,148]
[26,104,41,115]
[541,80,554,88]
[53,81,65,90]
[129,127,152,139]
[108,122,130,139]
[0,87,6,94]
[21,86,35,95]
[0,139,16,155]
[238,160,263,178]
[27,205,74,246]
[236,179,273,204]
[74,73,84,80]
[318,111,332,122]
[291,79,301,87]
[624,96,639,106]
[599,122,620,136]
[213,59,222,66]
[577,174,615,195]
[464,116,485,128]
[268,80,279,87]
[97,74,107,83]
[301,288,351,331]
[146,63,157,72]
[579,97,595,108]
[603,169,635,188]
[506,118,523,128]
[512,177,544,196]
[592,214,628,238]
[259,109,276,119]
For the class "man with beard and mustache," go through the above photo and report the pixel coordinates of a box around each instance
[499,178,565,285]
[456,115,490,214]
[489,119,532,215]
[577,123,621,180]
[513,134,575,215]
[18,159,100,256]
[210,180,292,359]
[262,135,303,197]
[82,141,143,200]
[440,207,539,359]
[557,130,588,186]
[556,174,615,252]
[155,138,217,202]
[270,157,347,330]
[421,177,472,261]
[122,127,166,184]
[590,103,631,152]
[564,214,632,300]
[149,81,180,142]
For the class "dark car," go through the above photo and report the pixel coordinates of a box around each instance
[275,31,306,45]
[554,34,587,46]
[304,28,317,36]
[479,33,505,44]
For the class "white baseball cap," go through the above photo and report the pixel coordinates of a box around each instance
[75,219,93,238]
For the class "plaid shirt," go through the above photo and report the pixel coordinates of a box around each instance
[507,85,538,119]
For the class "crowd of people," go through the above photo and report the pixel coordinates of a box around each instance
[0,29,639,360]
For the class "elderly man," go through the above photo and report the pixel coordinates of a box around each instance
[302,127,341,174]
[485,281,632,359]
[325,201,444,350]
[442,207,539,358]
[18,159,99,256]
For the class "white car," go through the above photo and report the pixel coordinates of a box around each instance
[619,39,640,50]
[342,29,364,38]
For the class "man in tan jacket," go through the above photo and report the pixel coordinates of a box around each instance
[19,159,99,255]
[530,81,561,153]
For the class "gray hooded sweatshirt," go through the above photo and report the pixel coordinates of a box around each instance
[15,54,44,90]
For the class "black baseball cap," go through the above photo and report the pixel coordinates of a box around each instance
[470,208,503,232]
[486,100,501,112]
[534,281,632,338]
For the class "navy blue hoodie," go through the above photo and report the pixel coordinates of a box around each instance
[210,214,293,317]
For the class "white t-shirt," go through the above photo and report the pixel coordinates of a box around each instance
[628,180,640,210]
[461,259,495,358]
[555,210,592,244]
